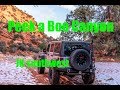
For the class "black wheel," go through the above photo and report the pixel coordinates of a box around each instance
[38,67,45,74]
[37,55,45,74]
[82,72,95,84]
[48,68,60,85]
[70,49,91,71]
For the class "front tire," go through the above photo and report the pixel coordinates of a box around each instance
[48,68,60,85]
[38,67,45,74]
[37,55,45,74]
[82,72,95,84]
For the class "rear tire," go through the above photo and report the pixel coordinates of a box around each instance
[82,72,95,84]
[37,55,45,74]
[38,67,45,74]
[48,68,60,85]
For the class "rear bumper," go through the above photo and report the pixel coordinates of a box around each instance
[56,67,79,73]
[56,64,95,73]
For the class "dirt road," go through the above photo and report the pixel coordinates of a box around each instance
[0,55,120,85]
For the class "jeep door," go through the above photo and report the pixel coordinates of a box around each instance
[53,43,61,60]
[46,43,54,60]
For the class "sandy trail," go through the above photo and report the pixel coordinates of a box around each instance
[0,55,120,85]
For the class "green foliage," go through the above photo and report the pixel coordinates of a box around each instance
[28,44,40,53]
[18,43,27,51]
[9,44,18,53]
[39,42,46,50]
[32,48,40,53]
[58,5,120,56]
[31,35,39,44]
[59,5,96,41]
[13,34,23,40]
[0,41,7,54]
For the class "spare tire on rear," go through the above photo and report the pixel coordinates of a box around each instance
[70,49,91,71]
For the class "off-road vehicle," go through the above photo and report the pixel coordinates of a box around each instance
[34,41,95,85]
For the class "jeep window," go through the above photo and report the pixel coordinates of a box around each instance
[54,43,60,53]
[47,44,50,52]
[50,44,54,52]
[64,44,81,56]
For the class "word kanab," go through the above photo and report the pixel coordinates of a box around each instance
[7,20,114,33]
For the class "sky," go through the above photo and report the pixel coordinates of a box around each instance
[15,5,77,39]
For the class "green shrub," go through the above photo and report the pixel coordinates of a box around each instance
[9,47,18,53]
[18,43,27,51]
[28,45,34,52]
[31,36,38,44]
[28,45,40,53]
[17,52,25,56]
[0,41,7,54]
[9,44,18,53]
[39,42,46,50]
[32,48,40,53]
[13,34,23,40]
